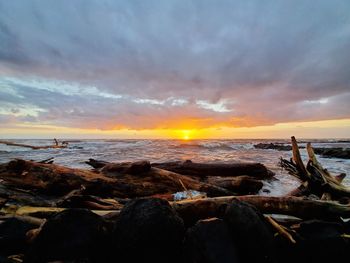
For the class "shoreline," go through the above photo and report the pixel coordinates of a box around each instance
[0,138,350,262]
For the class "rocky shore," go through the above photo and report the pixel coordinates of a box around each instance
[0,137,350,263]
[254,143,350,159]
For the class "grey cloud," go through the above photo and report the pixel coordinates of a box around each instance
[0,0,349,129]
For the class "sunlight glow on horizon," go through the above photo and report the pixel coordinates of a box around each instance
[1,119,350,139]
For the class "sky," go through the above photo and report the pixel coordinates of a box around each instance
[0,0,350,139]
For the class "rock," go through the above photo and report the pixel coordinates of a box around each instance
[313,147,350,159]
[24,209,110,263]
[293,220,350,263]
[112,198,185,263]
[184,218,240,263]
[0,218,37,256]
[223,199,276,263]
[254,143,293,151]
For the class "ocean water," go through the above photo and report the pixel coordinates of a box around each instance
[0,139,349,196]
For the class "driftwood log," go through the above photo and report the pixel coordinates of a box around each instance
[172,196,350,224]
[0,159,233,199]
[280,137,349,199]
[3,195,350,224]
[86,159,269,195]
[0,139,67,150]
[152,160,274,178]
[86,158,274,178]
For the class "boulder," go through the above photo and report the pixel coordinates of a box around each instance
[184,218,240,263]
[0,218,37,256]
[293,220,350,263]
[223,199,276,263]
[24,209,110,263]
[112,198,185,263]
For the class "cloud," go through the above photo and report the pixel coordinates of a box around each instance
[0,0,349,130]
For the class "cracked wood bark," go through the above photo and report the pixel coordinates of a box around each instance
[172,195,350,226]
[0,159,232,199]
[152,160,274,178]
[280,137,350,199]
[4,196,350,224]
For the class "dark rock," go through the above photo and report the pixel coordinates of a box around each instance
[254,143,293,151]
[313,147,350,159]
[293,220,350,263]
[255,143,350,159]
[184,218,240,263]
[223,199,276,263]
[24,209,110,263]
[0,256,12,263]
[112,198,185,263]
[0,218,37,256]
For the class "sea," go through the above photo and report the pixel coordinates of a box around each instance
[1,139,349,196]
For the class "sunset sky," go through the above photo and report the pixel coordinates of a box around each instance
[0,0,350,139]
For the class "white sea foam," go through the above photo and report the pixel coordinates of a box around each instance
[0,139,349,195]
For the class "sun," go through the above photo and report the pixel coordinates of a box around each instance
[181,130,191,140]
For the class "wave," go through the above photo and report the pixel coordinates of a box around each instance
[173,141,254,151]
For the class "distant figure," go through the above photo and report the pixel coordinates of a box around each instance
[54,138,59,146]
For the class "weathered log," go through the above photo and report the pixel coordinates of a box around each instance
[84,159,267,195]
[0,159,232,199]
[291,136,310,181]
[0,215,45,226]
[0,159,115,196]
[3,195,350,227]
[57,194,123,210]
[85,158,109,169]
[100,160,151,175]
[265,215,296,244]
[1,205,116,218]
[152,160,274,178]
[0,139,67,150]
[280,137,350,199]
[206,176,263,194]
[0,184,55,207]
[172,196,350,226]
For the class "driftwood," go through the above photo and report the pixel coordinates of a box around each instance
[86,159,275,179]
[85,159,268,195]
[206,176,263,194]
[0,139,68,150]
[0,205,115,218]
[280,136,349,199]
[172,195,350,226]
[3,195,350,223]
[152,160,274,178]
[0,184,55,207]
[0,159,233,200]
